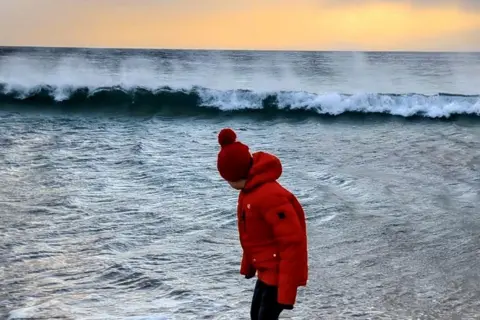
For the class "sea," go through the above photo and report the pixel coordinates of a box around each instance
[0,47,479,320]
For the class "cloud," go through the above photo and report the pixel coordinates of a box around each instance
[432,27,480,51]
[407,0,480,9]
[0,0,479,50]
[318,0,480,10]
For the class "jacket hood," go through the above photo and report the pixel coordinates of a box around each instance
[244,151,282,191]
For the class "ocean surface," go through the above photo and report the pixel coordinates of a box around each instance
[0,47,479,320]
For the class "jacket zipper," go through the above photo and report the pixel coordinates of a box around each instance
[242,209,247,232]
[239,193,247,233]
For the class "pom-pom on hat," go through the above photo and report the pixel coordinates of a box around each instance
[217,128,252,182]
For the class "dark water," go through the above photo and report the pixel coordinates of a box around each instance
[1,47,480,320]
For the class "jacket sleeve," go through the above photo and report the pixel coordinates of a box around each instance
[261,194,305,306]
[240,252,256,277]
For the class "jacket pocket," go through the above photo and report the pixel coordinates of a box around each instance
[251,250,280,271]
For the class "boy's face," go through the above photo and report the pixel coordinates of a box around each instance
[228,180,246,190]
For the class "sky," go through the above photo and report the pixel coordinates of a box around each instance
[0,0,479,51]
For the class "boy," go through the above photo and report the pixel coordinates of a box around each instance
[216,128,308,320]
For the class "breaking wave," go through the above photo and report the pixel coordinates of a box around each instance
[0,83,479,118]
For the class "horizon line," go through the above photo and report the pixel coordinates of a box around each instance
[1,44,479,54]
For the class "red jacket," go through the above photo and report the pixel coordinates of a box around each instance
[236,151,308,306]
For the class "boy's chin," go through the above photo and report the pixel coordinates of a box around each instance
[228,180,245,190]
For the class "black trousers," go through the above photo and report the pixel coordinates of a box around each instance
[250,280,284,320]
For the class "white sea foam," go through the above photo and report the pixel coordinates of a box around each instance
[0,49,479,118]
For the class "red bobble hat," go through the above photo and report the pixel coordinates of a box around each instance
[217,128,252,182]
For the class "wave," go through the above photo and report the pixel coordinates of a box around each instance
[0,83,479,118]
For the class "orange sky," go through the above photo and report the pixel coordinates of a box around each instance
[0,0,479,51]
